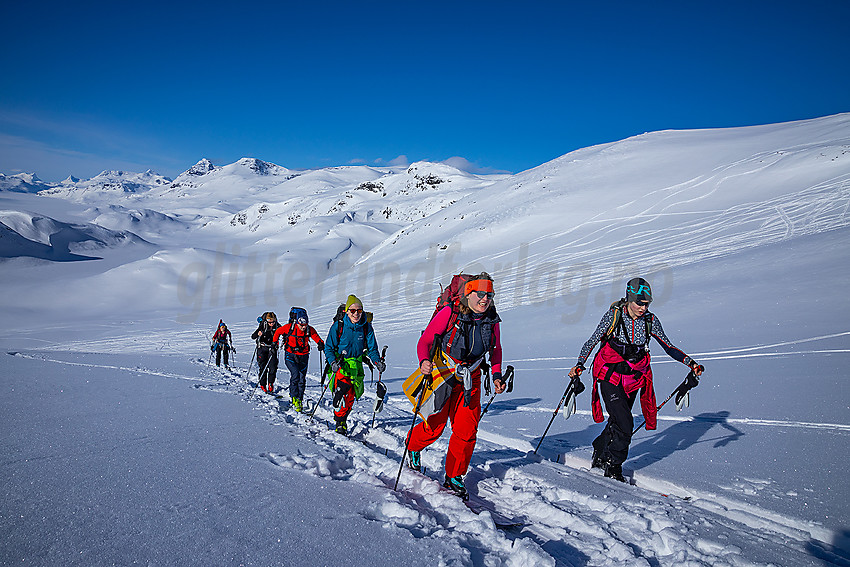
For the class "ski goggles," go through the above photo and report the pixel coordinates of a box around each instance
[464,279,494,298]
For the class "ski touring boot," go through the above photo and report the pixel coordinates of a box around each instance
[591,447,606,470]
[334,417,348,436]
[443,475,469,501]
[604,462,626,483]
[291,397,302,412]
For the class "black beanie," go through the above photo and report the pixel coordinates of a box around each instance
[626,278,652,303]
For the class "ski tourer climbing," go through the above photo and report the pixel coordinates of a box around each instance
[211,320,233,367]
[323,295,384,435]
[567,277,703,482]
[251,312,281,394]
[272,307,324,412]
[406,273,506,500]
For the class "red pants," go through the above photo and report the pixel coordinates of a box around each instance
[333,370,355,421]
[407,377,481,478]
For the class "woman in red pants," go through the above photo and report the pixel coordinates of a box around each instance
[407,273,506,500]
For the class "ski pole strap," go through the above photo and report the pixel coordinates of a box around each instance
[503,365,515,393]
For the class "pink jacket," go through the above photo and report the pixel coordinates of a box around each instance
[417,307,502,375]
[591,342,657,430]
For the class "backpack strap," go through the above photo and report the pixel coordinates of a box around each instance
[603,300,626,342]
[643,312,653,347]
[443,302,462,355]
[605,300,653,348]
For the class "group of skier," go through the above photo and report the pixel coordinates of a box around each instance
[208,274,703,498]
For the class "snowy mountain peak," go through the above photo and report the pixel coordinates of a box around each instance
[0,172,51,193]
[185,158,217,176]
[37,169,171,201]
[233,157,288,176]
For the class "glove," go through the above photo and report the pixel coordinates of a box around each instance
[231,346,236,354]
[573,375,586,395]
[675,368,701,411]
[563,375,585,420]
[330,359,340,374]
[318,342,325,352]
[211,345,215,352]
[375,360,386,373]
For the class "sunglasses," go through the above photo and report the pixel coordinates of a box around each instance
[348,308,363,314]
[635,300,651,307]
[473,291,495,299]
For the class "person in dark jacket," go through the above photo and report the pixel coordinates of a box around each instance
[272,310,324,412]
[568,277,703,482]
[251,312,281,393]
[407,273,506,499]
[211,320,233,367]
[323,295,384,435]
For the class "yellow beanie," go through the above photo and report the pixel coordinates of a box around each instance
[345,294,362,310]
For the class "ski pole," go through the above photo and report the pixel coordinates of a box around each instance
[363,348,375,385]
[370,345,389,429]
[246,341,258,380]
[309,350,344,422]
[308,382,329,421]
[250,345,276,399]
[394,371,430,491]
[318,350,324,384]
[534,368,584,454]
[633,366,703,434]
[206,333,215,366]
[394,338,438,491]
[481,365,514,418]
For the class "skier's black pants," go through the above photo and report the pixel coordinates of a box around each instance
[214,343,229,367]
[592,380,638,466]
[257,345,278,387]
[284,352,309,399]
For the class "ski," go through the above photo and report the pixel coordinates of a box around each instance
[560,453,694,502]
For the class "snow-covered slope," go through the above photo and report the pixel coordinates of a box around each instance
[1,114,849,566]
[0,209,149,261]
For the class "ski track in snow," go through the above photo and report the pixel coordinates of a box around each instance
[36,329,850,436]
[9,349,848,566]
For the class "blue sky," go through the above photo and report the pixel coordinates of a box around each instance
[1,0,848,181]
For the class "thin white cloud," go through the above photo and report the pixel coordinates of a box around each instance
[441,156,511,175]
[386,155,408,167]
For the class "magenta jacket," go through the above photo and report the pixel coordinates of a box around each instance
[417,306,502,375]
